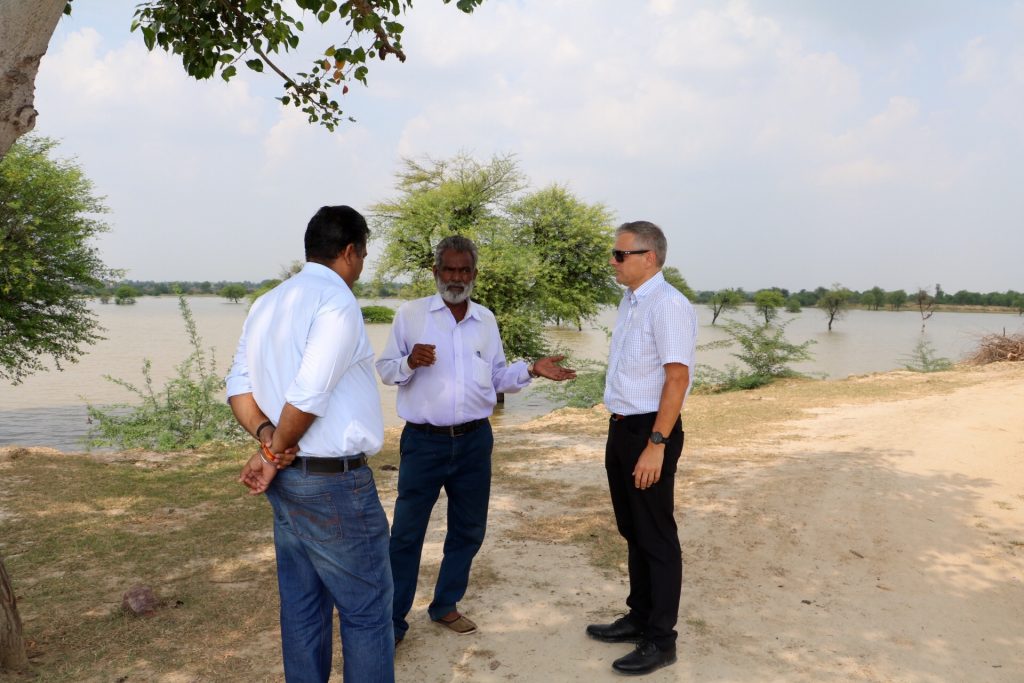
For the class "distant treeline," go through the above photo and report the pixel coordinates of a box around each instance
[694,285,1024,312]
[90,280,1022,314]
[89,279,405,302]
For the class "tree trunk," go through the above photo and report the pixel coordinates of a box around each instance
[0,0,67,160]
[0,553,28,672]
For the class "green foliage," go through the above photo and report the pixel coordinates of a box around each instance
[697,314,815,392]
[902,336,953,373]
[540,358,607,408]
[886,289,908,311]
[218,283,247,303]
[785,296,802,313]
[661,266,696,301]
[507,185,620,327]
[372,155,616,359]
[131,0,486,131]
[708,288,743,325]
[860,286,886,311]
[817,283,851,331]
[114,284,139,305]
[0,136,119,384]
[753,289,786,324]
[86,295,245,451]
[360,305,395,323]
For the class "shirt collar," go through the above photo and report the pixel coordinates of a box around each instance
[301,261,346,286]
[628,271,665,305]
[429,293,482,321]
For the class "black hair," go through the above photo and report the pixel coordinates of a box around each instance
[304,205,370,262]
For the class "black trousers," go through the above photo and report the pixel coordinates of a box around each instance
[605,412,684,649]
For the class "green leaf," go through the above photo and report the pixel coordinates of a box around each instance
[221,65,237,81]
[245,59,265,73]
[141,26,156,50]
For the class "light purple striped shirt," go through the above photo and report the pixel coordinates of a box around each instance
[604,271,698,416]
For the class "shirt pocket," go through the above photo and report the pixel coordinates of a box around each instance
[472,355,492,390]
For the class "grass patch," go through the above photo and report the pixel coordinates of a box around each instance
[1,445,283,681]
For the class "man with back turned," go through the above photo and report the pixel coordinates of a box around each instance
[586,220,697,676]
[225,205,394,682]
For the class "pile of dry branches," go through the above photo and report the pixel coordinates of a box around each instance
[966,332,1024,364]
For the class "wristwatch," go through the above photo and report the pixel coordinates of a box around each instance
[650,431,666,445]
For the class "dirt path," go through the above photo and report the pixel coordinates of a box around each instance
[395,364,1024,682]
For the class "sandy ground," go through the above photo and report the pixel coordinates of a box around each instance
[390,364,1024,683]
[4,364,1022,682]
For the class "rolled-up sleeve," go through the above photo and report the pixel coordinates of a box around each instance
[285,298,361,416]
[225,322,252,400]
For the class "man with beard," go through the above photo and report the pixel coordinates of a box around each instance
[376,235,575,645]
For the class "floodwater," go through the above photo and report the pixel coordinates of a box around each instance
[1,297,1020,451]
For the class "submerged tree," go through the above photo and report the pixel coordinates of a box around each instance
[708,288,743,325]
[753,289,786,325]
[817,283,851,332]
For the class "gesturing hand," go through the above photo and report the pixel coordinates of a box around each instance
[408,343,437,369]
[533,355,577,381]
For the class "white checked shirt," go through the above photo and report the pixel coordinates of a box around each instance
[225,262,384,458]
[375,294,531,426]
[604,271,698,415]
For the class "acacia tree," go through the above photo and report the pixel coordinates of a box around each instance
[1,137,118,383]
[219,283,247,303]
[817,283,851,332]
[0,136,119,672]
[915,287,935,324]
[708,288,743,325]
[0,0,487,159]
[507,185,619,329]
[372,155,615,359]
[753,289,786,325]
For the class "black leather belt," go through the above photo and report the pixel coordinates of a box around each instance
[294,455,367,474]
[406,418,487,437]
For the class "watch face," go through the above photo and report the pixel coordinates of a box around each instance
[651,431,665,444]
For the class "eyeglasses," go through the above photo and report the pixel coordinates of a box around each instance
[611,249,650,263]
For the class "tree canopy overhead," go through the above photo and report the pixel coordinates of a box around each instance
[134,0,486,131]
[0,0,488,159]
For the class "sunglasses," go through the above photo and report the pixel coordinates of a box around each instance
[611,249,650,263]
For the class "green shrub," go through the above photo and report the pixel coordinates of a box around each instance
[902,336,953,372]
[361,305,395,324]
[695,314,815,392]
[540,358,607,408]
[86,295,245,450]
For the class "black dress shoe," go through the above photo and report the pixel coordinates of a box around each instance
[586,615,644,643]
[612,640,677,676]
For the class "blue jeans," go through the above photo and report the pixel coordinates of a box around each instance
[389,422,493,640]
[265,464,394,683]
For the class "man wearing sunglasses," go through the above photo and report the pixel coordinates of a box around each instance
[587,221,697,675]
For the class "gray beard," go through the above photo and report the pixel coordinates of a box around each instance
[436,276,473,304]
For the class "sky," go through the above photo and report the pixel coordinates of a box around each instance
[30,0,1024,293]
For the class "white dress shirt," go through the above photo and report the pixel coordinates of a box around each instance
[604,271,698,416]
[225,262,384,457]
[376,294,531,426]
